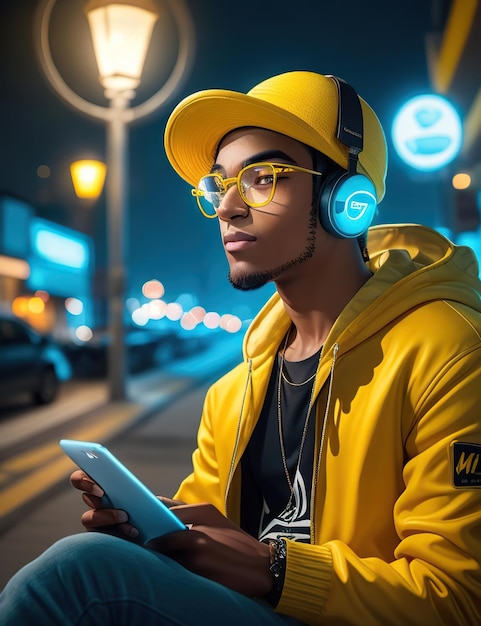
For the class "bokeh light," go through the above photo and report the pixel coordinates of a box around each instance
[190,306,206,322]
[65,297,84,315]
[142,279,165,299]
[452,172,471,190]
[148,299,167,319]
[166,302,183,321]
[76,325,93,341]
[203,311,221,329]
[132,307,149,326]
[220,314,242,333]
[11,296,29,317]
[37,165,51,179]
[180,311,198,330]
[28,296,45,314]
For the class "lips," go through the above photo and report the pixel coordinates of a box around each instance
[223,231,257,252]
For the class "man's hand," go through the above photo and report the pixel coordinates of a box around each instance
[69,469,183,540]
[69,474,271,597]
[147,503,273,598]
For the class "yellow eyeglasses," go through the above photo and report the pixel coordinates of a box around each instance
[191,162,324,218]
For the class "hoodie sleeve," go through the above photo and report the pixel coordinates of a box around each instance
[276,331,481,625]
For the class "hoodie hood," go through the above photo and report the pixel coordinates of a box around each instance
[242,224,481,360]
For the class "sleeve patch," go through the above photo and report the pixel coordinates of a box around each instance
[452,442,481,488]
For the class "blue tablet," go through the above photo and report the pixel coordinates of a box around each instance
[60,439,186,544]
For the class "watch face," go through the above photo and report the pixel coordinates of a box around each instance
[269,539,286,576]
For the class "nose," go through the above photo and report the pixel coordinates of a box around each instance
[216,181,250,221]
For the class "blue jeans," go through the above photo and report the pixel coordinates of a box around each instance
[0,533,304,625]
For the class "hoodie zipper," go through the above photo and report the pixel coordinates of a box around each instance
[224,343,339,531]
[224,357,253,516]
[311,342,339,544]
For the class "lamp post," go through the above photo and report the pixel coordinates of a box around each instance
[85,0,159,401]
[35,0,195,401]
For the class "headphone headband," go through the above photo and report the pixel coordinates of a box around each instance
[328,75,364,154]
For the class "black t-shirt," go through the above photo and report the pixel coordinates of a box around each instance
[240,349,320,542]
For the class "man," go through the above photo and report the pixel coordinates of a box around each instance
[1,71,480,625]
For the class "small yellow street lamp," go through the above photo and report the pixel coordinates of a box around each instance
[70,159,107,199]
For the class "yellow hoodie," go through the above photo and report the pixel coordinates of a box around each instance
[175,224,481,625]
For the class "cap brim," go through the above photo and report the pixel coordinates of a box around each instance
[164,89,349,187]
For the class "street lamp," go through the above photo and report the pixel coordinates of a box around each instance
[35,0,195,401]
[85,0,158,402]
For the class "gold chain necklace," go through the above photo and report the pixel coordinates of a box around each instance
[280,367,318,387]
[277,325,321,519]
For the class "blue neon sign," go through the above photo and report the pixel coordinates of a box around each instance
[392,94,463,171]
[31,220,89,269]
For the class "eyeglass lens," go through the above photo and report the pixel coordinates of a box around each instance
[198,164,276,214]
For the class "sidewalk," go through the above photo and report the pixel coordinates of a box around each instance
[0,334,243,590]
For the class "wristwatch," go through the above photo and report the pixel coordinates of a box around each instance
[264,537,287,607]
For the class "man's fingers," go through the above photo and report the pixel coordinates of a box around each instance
[80,506,139,539]
[80,506,127,528]
[81,491,104,510]
[70,469,104,497]
[158,496,184,508]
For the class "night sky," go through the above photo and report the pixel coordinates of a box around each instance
[0,0,452,322]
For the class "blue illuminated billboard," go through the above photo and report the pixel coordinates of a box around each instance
[27,218,93,297]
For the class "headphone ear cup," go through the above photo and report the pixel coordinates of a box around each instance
[319,170,377,238]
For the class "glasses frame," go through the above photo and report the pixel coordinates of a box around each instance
[191,162,324,218]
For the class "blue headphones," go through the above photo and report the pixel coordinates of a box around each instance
[319,76,377,239]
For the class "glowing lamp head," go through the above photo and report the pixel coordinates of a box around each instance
[70,159,107,199]
[84,0,159,93]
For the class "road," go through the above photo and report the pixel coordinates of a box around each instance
[0,380,108,454]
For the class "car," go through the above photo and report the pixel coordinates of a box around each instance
[0,314,72,405]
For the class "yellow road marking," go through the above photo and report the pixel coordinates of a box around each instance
[3,442,61,473]
[0,455,77,516]
[0,403,141,519]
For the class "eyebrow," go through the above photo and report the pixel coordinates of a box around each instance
[211,150,298,174]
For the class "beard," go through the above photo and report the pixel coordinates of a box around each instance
[228,203,318,291]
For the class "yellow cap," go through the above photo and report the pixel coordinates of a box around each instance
[164,71,387,202]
